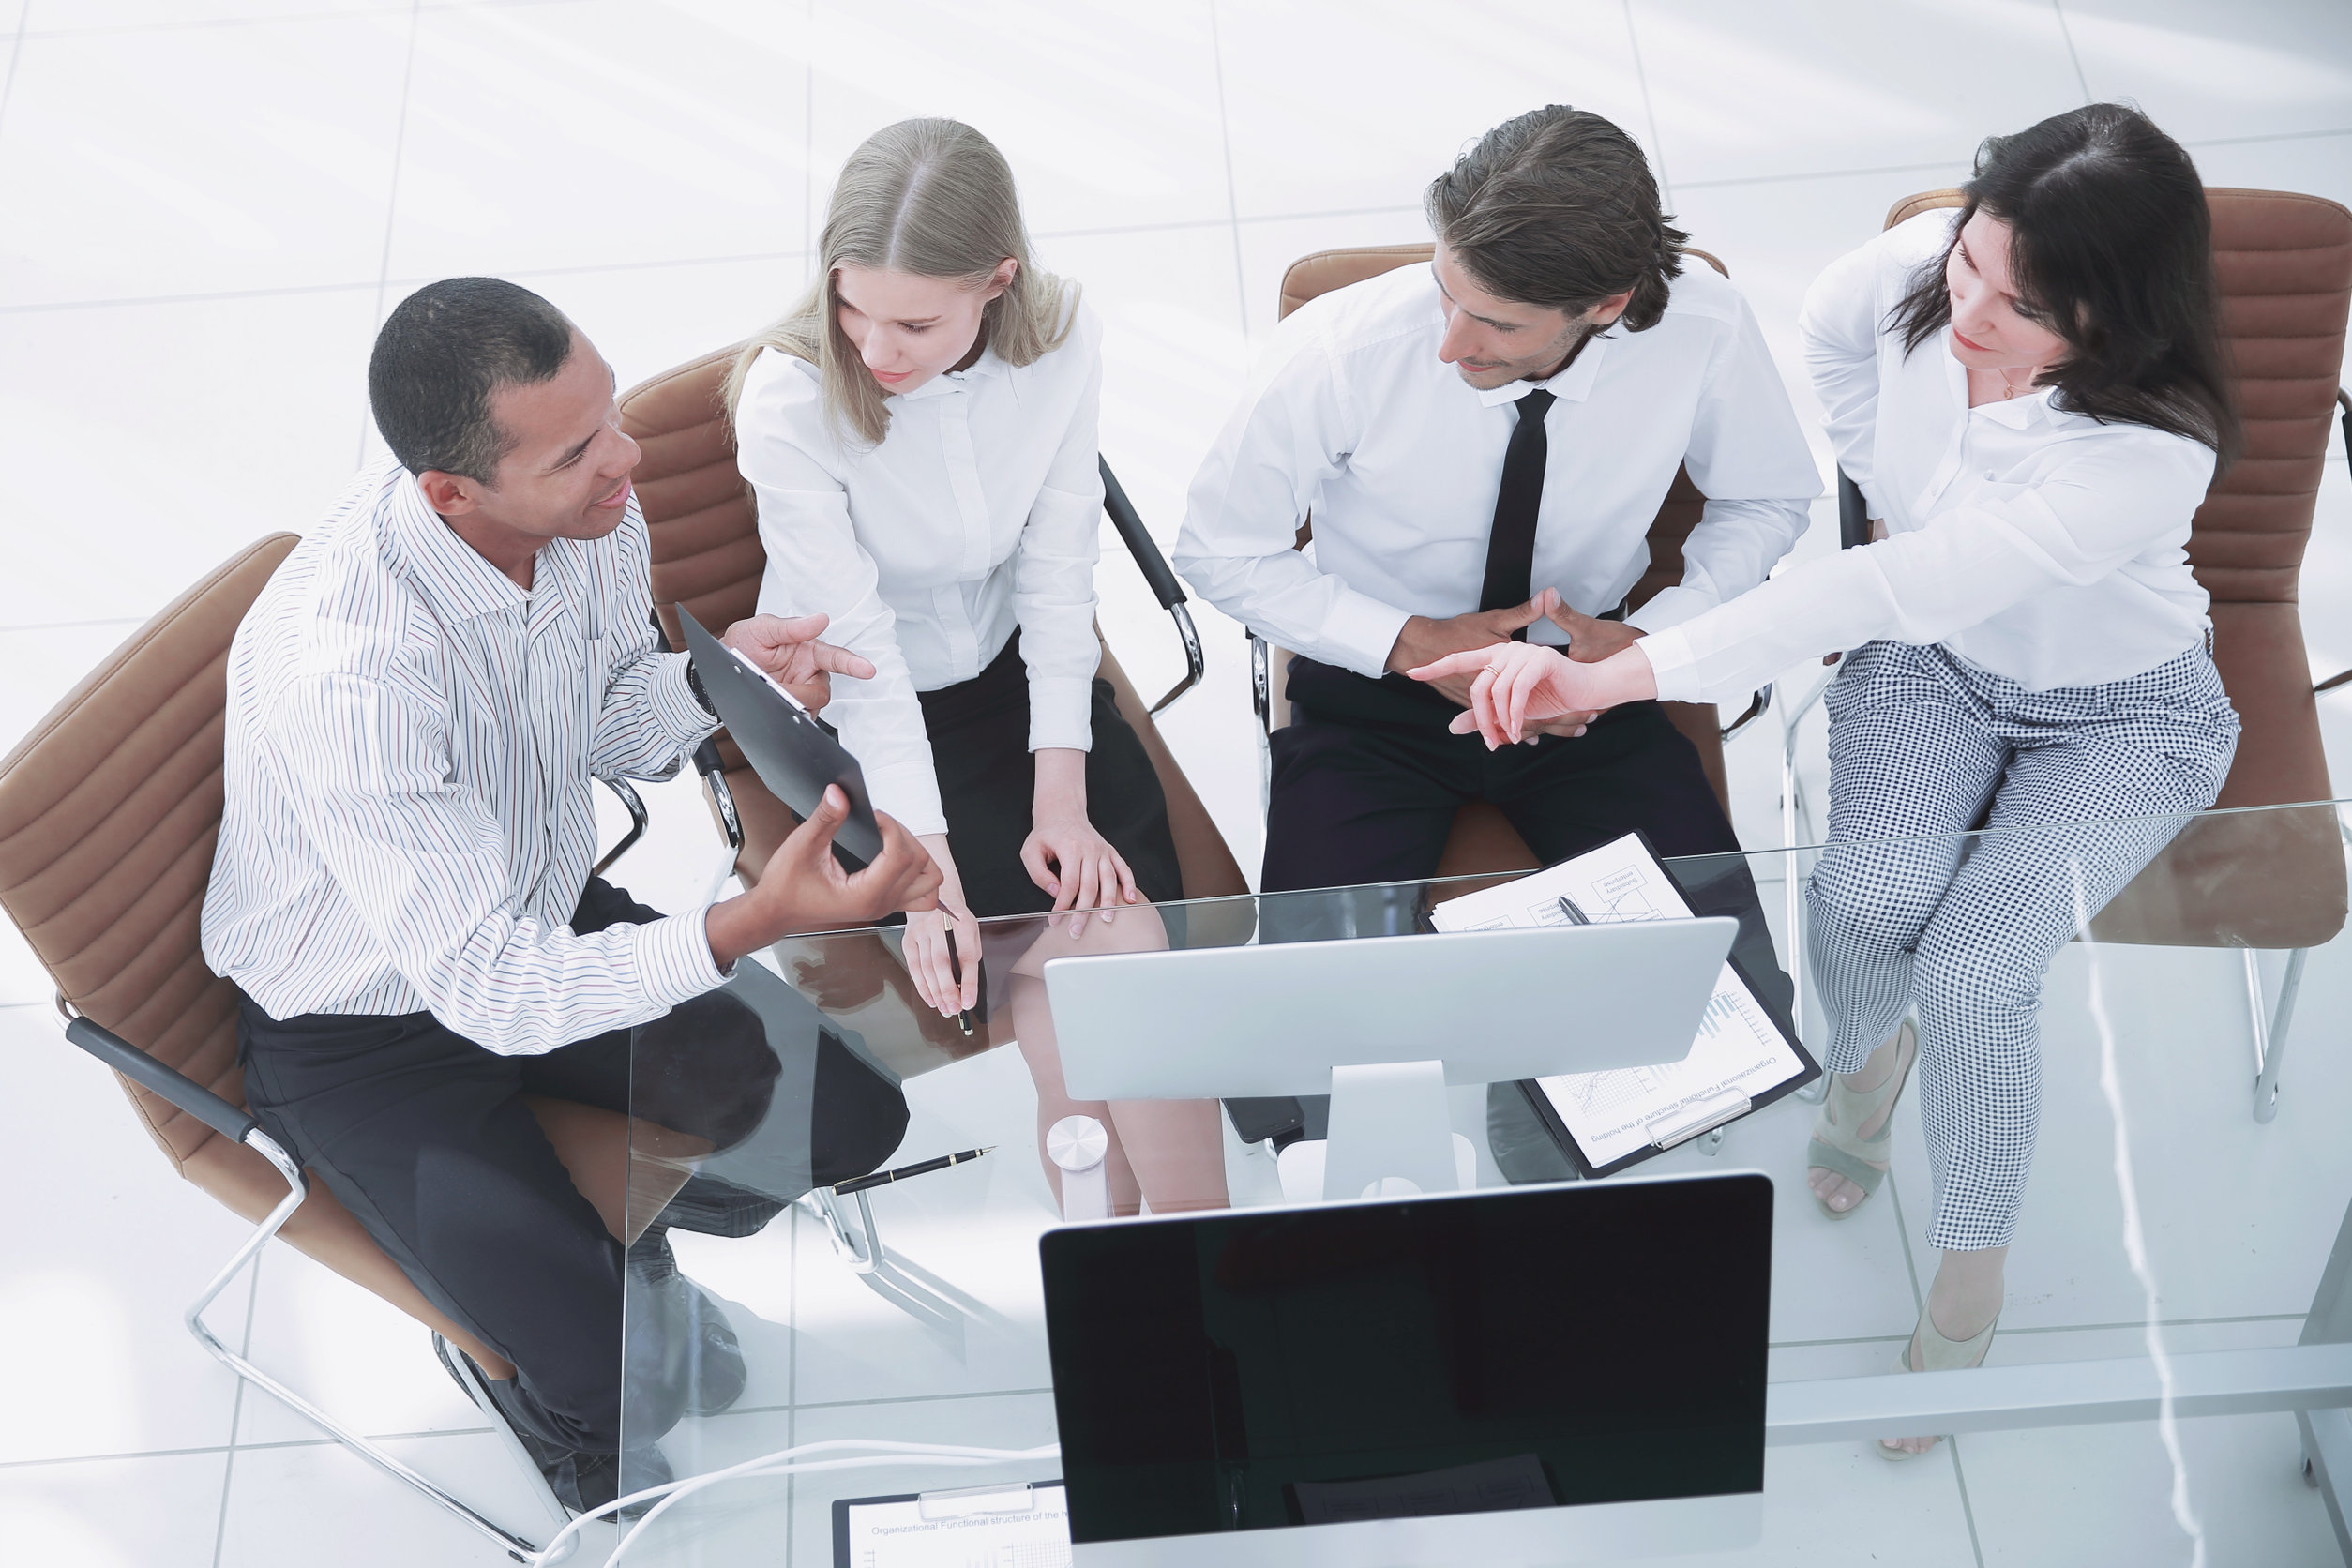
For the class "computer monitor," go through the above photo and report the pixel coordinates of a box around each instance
[1040,1173,1772,1565]
[1043,922,1733,1199]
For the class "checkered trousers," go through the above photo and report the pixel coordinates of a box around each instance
[1804,638,2239,1251]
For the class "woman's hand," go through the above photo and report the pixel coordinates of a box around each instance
[1409,641,1654,749]
[1024,748,1140,935]
[720,612,876,713]
[901,835,980,1018]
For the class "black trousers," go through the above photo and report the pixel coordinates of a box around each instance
[237,879,906,1454]
[919,631,1184,917]
[1239,658,1791,1147]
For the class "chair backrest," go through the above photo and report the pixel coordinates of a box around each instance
[0,535,297,1175]
[1884,189,2352,948]
[616,347,1251,905]
[0,534,575,1377]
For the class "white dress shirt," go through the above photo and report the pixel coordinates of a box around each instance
[738,305,1106,838]
[202,459,725,1056]
[1172,261,1820,676]
[1642,210,2218,705]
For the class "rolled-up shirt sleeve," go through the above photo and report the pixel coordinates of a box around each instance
[1174,319,1411,677]
[1013,314,1105,754]
[1640,432,2217,705]
[1627,291,1821,634]
[741,358,949,837]
[271,672,722,1054]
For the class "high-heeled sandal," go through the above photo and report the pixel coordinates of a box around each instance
[1806,1019,1917,1220]
[1877,1304,1998,1461]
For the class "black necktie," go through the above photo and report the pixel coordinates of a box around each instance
[1477,388,1555,640]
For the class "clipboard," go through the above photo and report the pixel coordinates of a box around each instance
[1432,830,1820,1179]
[833,1480,1068,1568]
[678,605,886,871]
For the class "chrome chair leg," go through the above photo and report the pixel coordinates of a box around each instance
[2250,947,2308,1125]
[203,1132,562,1562]
[798,1185,884,1275]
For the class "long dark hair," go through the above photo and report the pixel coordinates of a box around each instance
[1890,103,2239,465]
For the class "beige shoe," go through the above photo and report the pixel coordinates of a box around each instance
[1806,1019,1917,1220]
[1877,1304,1998,1461]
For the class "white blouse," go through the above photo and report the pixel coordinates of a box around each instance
[1641,209,2218,706]
[738,305,1106,837]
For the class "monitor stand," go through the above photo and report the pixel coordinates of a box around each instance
[1274,1059,1480,1202]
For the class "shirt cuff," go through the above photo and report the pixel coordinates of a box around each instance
[650,652,722,750]
[1026,673,1095,754]
[1319,594,1415,680]
[629,907,730,1006]
[866,759,950,840]
[1624,584,1714,636]
[1636,625,1708,705]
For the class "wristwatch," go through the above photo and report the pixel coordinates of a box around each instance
[686,661,717,718]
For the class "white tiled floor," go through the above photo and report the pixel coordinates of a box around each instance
[3,1,2351,1564]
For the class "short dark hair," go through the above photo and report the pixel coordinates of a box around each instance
[1425,105,1687,332]
[368,278,576,484]
[1890,103,2239,464]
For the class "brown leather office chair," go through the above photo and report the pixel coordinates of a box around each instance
[1253,244,1772,894]
[1862,188,2352,1121]
[0,535,666,1555]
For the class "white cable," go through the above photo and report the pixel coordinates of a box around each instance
[522,1439,1063,1566]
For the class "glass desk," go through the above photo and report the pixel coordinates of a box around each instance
[608,799,2352,1566]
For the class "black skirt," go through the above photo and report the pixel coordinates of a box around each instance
[917,630,1184,918]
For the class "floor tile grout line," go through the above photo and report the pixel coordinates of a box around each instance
[1619,0,1672,207]
[1203,0,1251,341]
[210,1252,266,1567]
[16,0,577,43]
[358,0,424,469]
[0,0,27,150]
[2051,0,2093,103]
[9,110,2352,319]
[1948,1435,1990,1568]
[0,1428,501,1472]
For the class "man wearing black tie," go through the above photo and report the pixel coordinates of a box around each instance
[1176,106,1817,1145]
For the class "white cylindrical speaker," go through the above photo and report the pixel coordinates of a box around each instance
[1047,1114,1110,1222]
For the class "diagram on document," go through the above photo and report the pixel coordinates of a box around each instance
[1431,833,1808,1169]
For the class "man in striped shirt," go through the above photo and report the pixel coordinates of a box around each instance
[202,278,940,1514]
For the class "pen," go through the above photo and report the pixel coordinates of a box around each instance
[833,1147,995,1196]
[1556,896,1591,926]
[943,922,974,1036]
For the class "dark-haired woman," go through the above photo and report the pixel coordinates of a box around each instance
[1410,103,2239,1456]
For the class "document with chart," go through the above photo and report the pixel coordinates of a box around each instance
[1429,832,1817,1175]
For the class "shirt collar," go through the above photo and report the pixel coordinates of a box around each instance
[1472,324,1620,409]
[891,343,1007,402]
[383,462,530,624]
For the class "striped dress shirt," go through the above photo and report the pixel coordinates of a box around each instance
[201,459,725,1056]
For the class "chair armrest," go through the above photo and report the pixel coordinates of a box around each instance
[63,1011,257,1144]
[1100,457,1204,713]
[1250,632,1273,739]
[694,736,745,852]
[591,775,648,876]
[1837,467,1871,550]
[1721,684,1772,740]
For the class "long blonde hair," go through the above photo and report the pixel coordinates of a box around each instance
[726,118,1077,448]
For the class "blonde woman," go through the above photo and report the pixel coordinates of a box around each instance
[730,117,1227,1216]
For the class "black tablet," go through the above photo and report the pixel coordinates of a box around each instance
[678,606,886,871]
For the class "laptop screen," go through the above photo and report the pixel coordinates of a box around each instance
[1039,1174,1772,1546]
